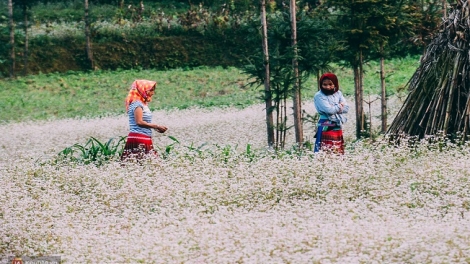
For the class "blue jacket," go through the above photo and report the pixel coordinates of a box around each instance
[314,90,349,126]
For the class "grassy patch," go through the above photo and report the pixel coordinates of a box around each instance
[0,56,419,123]
[329,55,420,97]
[0,66,258,122]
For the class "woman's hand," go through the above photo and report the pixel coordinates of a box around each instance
[338,103,344,113]
[154,125,168,133]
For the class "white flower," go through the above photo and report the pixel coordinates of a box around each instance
[0,97,469,262]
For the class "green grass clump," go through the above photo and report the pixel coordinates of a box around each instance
[0,56,419,123]
[57,136,126,166]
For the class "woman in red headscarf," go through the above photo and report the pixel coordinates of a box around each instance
[121,80,168,161]
[313,72,349,154]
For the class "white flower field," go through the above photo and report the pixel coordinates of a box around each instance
[1,97,469,263]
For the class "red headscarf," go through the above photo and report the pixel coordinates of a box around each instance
[319,72,339,94]
[125,80,157,111]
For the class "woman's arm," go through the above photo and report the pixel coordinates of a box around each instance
[134,107,168,133]
[314,94,341,115]
[338,92,349,114]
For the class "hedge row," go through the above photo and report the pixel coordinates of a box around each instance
[0,31,253,76]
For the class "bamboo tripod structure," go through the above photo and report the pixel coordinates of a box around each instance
[388,0,470,139]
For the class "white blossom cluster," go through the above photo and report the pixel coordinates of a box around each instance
[1,98,469,263]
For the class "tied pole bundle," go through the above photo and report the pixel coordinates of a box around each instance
[388,0,470,140]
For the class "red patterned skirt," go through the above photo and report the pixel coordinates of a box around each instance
[121,132,158,161]
[319,129,344,154]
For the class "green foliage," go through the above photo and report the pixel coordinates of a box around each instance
[0,0,430,78]
[331,55,419,97]
[22,0,258,23]
[25,0,189,23]
[0,30,253,77]
[161,135,180,159]
[0,66,260,122]
[320,0,386,66]
[319,0,439,62]
[405,0,443,48]
[0,0,260,77]
[302,111,319,131]
[0,57,418,123]
[242,10,336,86]
[54,134,277,166]
[241,9,338,149]
[57,136,126,165]
[52,128,469,168]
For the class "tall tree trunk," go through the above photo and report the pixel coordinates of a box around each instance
[354,66,361,137]
[261,0,274,147]
[85,0,94,70]
[282,95,287,149]
[443,0,447,19]
[8,0,15,78]
[354,50,365,138]
[380,45,387,133]
[290,0,303,146]
[359,50,365,135]
[23,4,29,76]
[276,99,280,149]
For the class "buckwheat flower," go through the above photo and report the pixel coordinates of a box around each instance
[1,98,470,262]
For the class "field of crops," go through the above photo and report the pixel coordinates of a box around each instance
[1,89,470,262]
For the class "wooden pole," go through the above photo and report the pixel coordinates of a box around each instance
[380,45,387,133]
[290,0,303,146]
[23,4,29,76]
[85,0,94,70]
[261,0,274,147]
[8,0,15,78]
